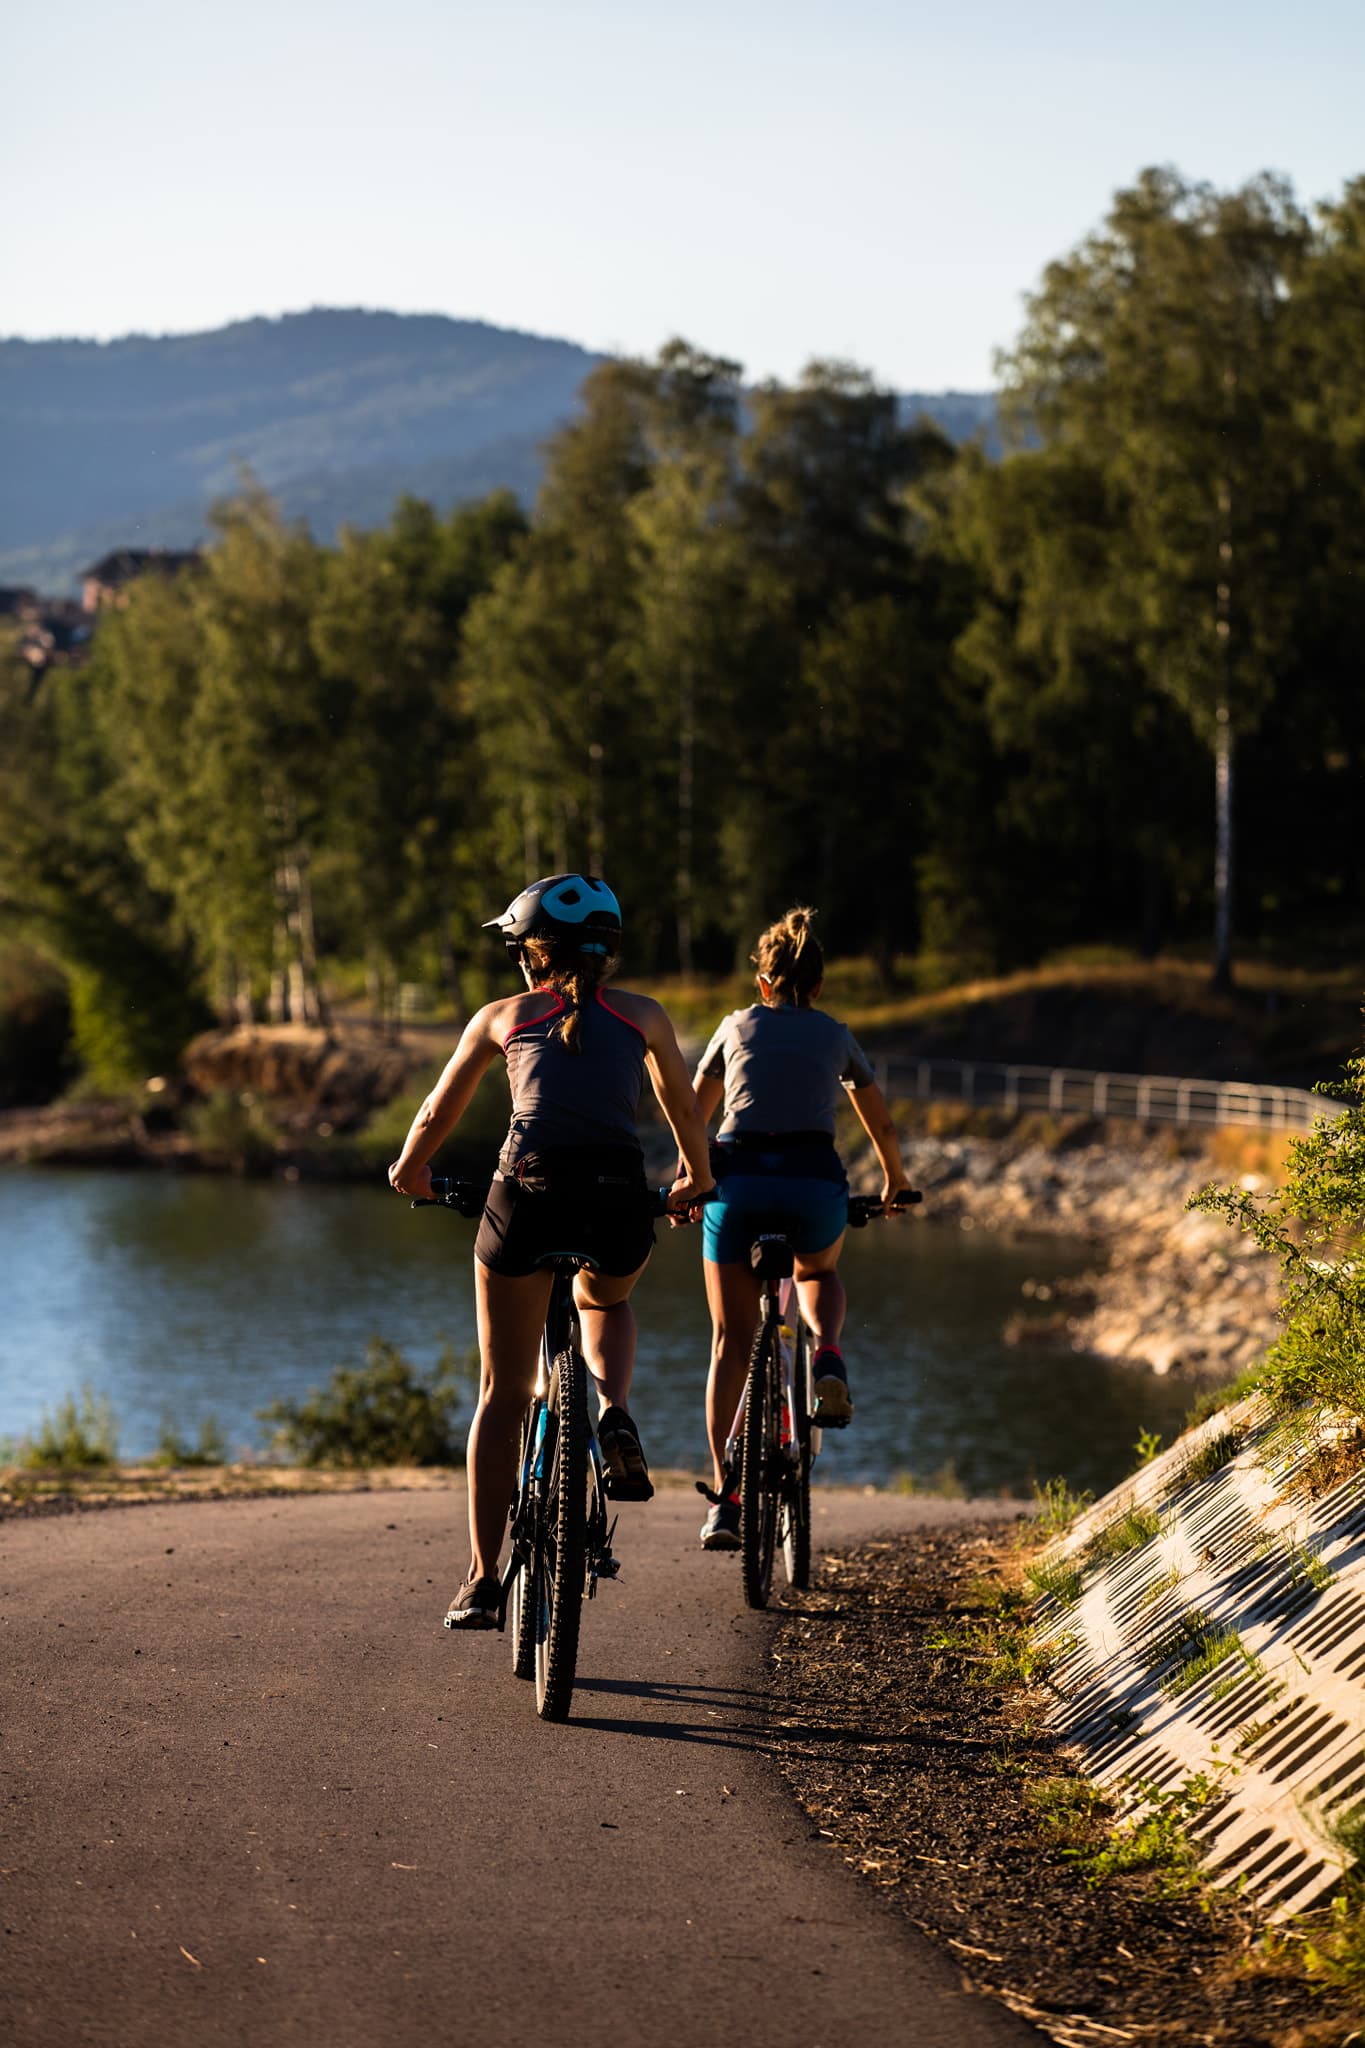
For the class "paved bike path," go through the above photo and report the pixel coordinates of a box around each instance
[1,1490,1037,2047]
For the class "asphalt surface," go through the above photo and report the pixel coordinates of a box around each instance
[1,1488,1038,2048]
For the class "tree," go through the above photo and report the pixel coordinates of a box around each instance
[946,443,1205,958]
[1000,169,1311,987]
[728,363,955,971]
[626,342,746,970]
[90,490,336,1024]
[311,492,526,1019]
[460,362,654,918]
[0,643,206,1086]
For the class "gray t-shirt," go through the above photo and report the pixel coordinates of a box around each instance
[696,1005,876,1139]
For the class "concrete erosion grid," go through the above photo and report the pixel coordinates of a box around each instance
[1042,1394,1365,1918]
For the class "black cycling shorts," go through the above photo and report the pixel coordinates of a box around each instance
[473,1147,656,1279]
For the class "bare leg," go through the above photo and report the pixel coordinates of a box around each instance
[467,1260,552,1583]
[574,1264,646,1412]
[793,1234,847,1352]
[704,1258,763,1492]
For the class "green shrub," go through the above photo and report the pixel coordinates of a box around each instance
[1082,1772,1221,1892]
[150,1417,228,1468]
[185,1090,278,1173]
[25,1386,119,1467]
[0,944,72,1106]
[258,1338,468,1467]
[65,936,206,1095]
[1132,1427,1163,1468]
[320,1061,512,1175]
[1190,1051,1365,1419]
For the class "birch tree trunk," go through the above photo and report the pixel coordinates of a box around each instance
[1212,702,1235,993]
[676,663,695,976]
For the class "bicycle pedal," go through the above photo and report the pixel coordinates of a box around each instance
[596,1551,622,1580]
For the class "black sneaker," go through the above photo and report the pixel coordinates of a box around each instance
[812,1351,853,1428]
[700,1496,741,1550]
[443,1575,500,1630]
[598,1406,654,1502]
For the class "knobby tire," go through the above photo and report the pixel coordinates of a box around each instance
[535,1351,588,1721]
[781,1322,813,1591]
[741,1314,780,1609]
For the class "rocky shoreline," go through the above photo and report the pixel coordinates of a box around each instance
[857,1124,1281,1386]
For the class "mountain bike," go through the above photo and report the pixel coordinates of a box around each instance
[725,1189,920,1611]
[414,1175,684,1722]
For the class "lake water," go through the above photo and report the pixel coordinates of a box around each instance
[0,1167,1197,1497]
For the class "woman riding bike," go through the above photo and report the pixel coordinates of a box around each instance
[691,906,912,1550]
[388,873,714,1625]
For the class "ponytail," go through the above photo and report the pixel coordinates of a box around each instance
[520,937,618,1051]
[752,906,824,1007]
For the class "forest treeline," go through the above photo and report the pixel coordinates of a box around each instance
[2,168,1363,1093]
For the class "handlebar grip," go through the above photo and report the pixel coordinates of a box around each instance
[848,1188,922,1227]
[653,1184,719,1217]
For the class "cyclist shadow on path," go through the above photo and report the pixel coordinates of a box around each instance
[567,1671,910,1759]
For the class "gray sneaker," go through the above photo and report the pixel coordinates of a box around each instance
[700,1497,741,1551]
[443,1575,500,1630]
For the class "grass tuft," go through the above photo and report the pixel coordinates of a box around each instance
[1031,1475,1094,1539]
[1137,1562,1184,1610]
[1025,1775,1110,1836]
[1182,1427,1242,1485]
[1288,1427,1365,1503]
[1081,1772,1222,1893]
[1183,1365,1266,1431]
[1025,1553,1085,1607]
[1142,1611,1262,1698]
[24,1386,119,1468]
[1084,1502,1162,1567]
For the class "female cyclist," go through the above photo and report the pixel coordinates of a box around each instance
[388,874,714,1625]
[691,906,912,1550]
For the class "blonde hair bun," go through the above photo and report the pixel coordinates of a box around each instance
[752,906,824,1005]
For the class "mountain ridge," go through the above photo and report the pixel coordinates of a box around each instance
[1,307,995,592]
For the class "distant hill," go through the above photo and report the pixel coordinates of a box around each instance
[0,309,997,592]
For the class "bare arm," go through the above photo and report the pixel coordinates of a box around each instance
[387,1006,502,1198]
[848,1081,912,1213]
[693,1070,724,1128]
[633,999,713,1206]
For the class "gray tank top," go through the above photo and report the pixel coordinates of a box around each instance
[499,988,646,1170]
[696,1004,876,1139]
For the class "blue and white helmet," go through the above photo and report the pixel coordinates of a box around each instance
[484,874,623,957]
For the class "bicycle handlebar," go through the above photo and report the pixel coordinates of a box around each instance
[410,1178,910,1226]
[411,1176,716,1219]
[847,1188,922,1228]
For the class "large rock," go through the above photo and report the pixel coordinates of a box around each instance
[181,1026,408,1132]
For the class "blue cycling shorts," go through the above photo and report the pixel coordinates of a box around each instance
[702,1170,849,1266]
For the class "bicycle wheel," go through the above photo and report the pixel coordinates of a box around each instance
[509,1403,537,1681]
[781,1322,812,1591]
[740,1313,780,1609]
[535,1350,589,1721]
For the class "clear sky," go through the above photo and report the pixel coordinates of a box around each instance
[6,0,1362,389]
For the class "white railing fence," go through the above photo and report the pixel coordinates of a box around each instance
[875,1056,1327,1132]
